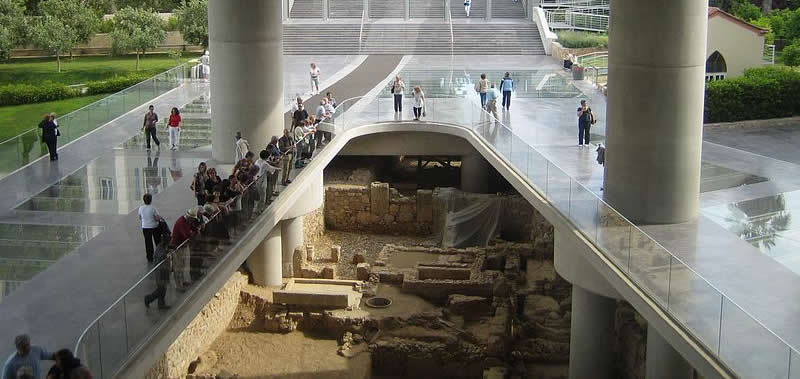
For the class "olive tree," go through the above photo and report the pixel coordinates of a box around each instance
[110,6,166,70]
[175,0,207,49]
[30,15,77,72]
[0,0,27,60]
[38,0,99,59]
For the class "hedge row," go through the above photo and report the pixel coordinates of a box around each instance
[705,66,800,123]
[0,83,80,106]
[0,73,153,106]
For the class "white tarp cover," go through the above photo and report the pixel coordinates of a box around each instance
[437,188,503,248]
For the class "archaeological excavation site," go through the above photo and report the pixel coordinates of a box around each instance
[144,156,650,379]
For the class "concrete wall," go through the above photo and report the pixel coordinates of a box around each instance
[338,132,475,156]
[11,31,203,58]
[324,183,433,235]
[145,272,247,379]
[707,16,765,77]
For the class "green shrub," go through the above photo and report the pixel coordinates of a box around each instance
[556,31,608,49]
[783,40,800,66]
[165,15,179,32]
[705,66,800,123]
[85,72,151,95]
[0,82,78,106]
[97,18,114,34]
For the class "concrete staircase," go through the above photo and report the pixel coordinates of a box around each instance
[290,0,324,18]
[329,0,364,18]
[369,0,404,18]
[451,0,486,18]
[410,0,445,19]
[282,22,544,54]
[492,0,526,18]
[123,97,212,150]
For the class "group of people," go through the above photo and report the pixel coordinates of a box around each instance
[2,335,92,379]
[142,104,183,151]
[474,72,514,120]
[389,76,427,121]
[291,91,337,161]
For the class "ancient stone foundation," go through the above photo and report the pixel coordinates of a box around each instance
[324,182,433,235]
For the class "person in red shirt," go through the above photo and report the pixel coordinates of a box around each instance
[167,107,182,150]
[170,206,203,290]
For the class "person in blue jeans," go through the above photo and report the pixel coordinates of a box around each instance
[500,72,514,110]
[577,99,595,148]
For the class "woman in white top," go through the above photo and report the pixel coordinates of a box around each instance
[412,86,425,121]
[391,76,405,113]
[138,193,163,262]
[310,63,321,95]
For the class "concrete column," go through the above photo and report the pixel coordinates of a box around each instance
[209,0,284,163]
[282,0,289,20]
[281,216,304,278]
[461,154,489,193]
[646,324,694,379]
[569,285,617,379]
[485,0,492,20]
[603,0,708,224]
[444,0,451,21]
[404,0,410,20]
[322,0,329,21]
[248,226,282,287]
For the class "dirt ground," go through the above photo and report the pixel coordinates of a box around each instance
[196,331,371,379]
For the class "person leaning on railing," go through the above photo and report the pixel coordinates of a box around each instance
[278,128,295,186]
[169,206,204,292]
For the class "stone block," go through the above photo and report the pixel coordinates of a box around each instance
[397,211,414,223]
[484,254,505,271]
[377,271,404,284]
[447,295,491,319]
[356,263,371,281]
[484,367,506,379]
[320,267,335,279]
[524,295,560,321]
[416,189,433,223]
[418,266,471,280]
[306,244,314,262]
[487,335,505,358]
[292,247,304,278]
[301,268,320,279]
[331,245,341,262]
[352,253,367,264]
[370,182,390,216]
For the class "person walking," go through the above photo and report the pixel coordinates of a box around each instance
[391,76,405,113]
[45,349,83,379]
[464,0,471,17]
[138,193,163,262]
[144,232,172,310]
[292,102,309,128]
[167,107,182,150]
[38,113,59,161]
[191,162,208,206]
[235,131,250,162]
[278,128,295,185]
[476,73,490,109]
[412,86,425,121]
[2,335,54,379]
[577,99,596,148]
[500,72,514,110]
[486,84,500,121]
[142,105,160,151]
[309,63,321,95]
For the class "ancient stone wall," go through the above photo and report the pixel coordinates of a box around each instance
[324,182,432,235]
[145,272,247,379]
[614,301,648,379]
[500,195,535,242]
[303,206,326,247]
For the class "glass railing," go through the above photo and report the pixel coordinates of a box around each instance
[330,94,800,379]
[76,88,799,379]
[74,132,332,378]
[0,63,192,180]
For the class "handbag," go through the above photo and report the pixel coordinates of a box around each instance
[55,128,60,137]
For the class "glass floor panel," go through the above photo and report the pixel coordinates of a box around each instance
[702,190,800,275]
[378,69,582,98]
[16,154,207,214]
[700,162,768,193]
[0,224,104,303]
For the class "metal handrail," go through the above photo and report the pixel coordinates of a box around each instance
[358,8,366,53]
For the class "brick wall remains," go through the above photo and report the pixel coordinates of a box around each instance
[303,206,326,247]
[145,272,247,379]
[324,182,432,235]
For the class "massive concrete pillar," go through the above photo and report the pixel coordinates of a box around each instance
[603,0,707,224]
[646,324,694,379]
[461,154,489,193]
[209,0,284,163]
[569,285,617,379]
[281,216,304,278]
[248,226,282,287]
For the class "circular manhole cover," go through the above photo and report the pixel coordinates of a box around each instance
[365,297,392,308]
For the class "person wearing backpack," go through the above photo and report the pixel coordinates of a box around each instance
[391,76,405,113]
[577,99,596,148]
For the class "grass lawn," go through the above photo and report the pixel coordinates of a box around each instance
[0,53,201,86]
[0,94,107,142]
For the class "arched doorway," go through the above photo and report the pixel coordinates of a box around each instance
[705,51,728,82]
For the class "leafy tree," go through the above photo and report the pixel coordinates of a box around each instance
[732,1,763,20]
[38,0,99,59]
[175,0,207,49]
[115,0,159,10]
[30,15,77,72]
[783,39,800,65]
[110,6,166,70]
[0,0,28,60]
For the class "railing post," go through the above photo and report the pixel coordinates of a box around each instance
[485,0,492,20]
[363,0,369,20]
[404,0,410,20]
[444,0,450,21]
[322,0,329,21]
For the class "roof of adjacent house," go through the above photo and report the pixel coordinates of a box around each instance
[708,6,768,35]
